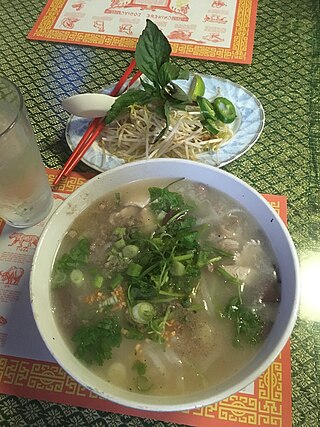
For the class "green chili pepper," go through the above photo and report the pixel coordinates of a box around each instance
[212,97,236,124]
[197,96,216,120]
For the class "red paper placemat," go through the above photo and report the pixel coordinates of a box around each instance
[27,0,258,64]
[0,169,292,427]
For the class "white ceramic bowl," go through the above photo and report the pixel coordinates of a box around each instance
[30,159,299,412]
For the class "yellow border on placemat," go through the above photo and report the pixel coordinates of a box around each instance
[0,343,291,427]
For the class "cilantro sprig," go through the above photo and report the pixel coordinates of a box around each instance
[72,316,122,365]
[224,297,264,345]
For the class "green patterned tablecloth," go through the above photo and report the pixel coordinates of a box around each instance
[0,0,319,425]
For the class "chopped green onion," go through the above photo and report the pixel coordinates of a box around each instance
[170,260,185,276]
[122,245,139,259]
[114,227,126,237]
[110,273,123,289]
[51,271,67,289]
[132,302,155,324]
[173,253,194,261]
[70,269,84,286]
[105,295,118,306]
[94,274,104,289]
[114,238,125,250]
[127,263,143,277]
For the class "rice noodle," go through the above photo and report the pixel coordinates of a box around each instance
[99,105,234,161]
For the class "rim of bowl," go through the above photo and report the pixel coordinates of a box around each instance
[30,158,300,412]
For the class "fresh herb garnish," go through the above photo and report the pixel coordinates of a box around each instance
[148,186,190,214]
[135,19,171,85]
[72,316,122,365]
[132,360,147,376]
[224,297,264,345]
[52,238,90,288]
[105,19,189,139]
[104,185,222,343]
[132,360,153,391]
[54,237,90,274]
[103,20,237,145]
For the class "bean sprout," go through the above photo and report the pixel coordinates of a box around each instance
[99,105,234,161]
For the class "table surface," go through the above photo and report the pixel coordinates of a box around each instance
[1,0,319,426]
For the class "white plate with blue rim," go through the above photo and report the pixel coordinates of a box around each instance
[65,74,265,172]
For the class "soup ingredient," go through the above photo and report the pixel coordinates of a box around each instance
[224,297,264,345]
[132,360,153,391]
[53,237,90,281]
[72,315,122,365]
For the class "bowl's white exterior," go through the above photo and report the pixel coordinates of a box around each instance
[30,159,299,412]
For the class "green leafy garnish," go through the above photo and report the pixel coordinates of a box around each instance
[55,238,90,272]
[132,360,147,376]
[132,360,153,392]
[224,297,264,345]
[105,88,156,125]
[52,238,90,287]
[72,316,122,365]
[103,185,225,343]
[105,19,189,138]
[148,186,189,214]
[123,327,146,340]
[135,19,171,85]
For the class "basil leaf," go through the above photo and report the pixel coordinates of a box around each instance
[105,89,154,124]
[167,101,188,111]
[135,19,171,84]
[165,82,189,102]
[154,101,170,142]
[158,63,182,86]
[154,102,166,119]
[178,69,190,80]
[139,79,161,98]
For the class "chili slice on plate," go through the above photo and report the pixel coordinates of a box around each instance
[212,97,237,124]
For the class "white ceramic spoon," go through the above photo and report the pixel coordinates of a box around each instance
[62,93,118,118]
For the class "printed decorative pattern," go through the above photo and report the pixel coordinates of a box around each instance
[47,170,96,193]
[0,345,290,427]
[27,0,258,64]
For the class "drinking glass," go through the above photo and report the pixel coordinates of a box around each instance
[0,76,53,227]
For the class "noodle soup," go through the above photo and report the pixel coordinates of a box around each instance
[50,179,280,396]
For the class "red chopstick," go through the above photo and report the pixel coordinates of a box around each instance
[53,63,141,186]
[109,59,137,97]
[59,70,142,180]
